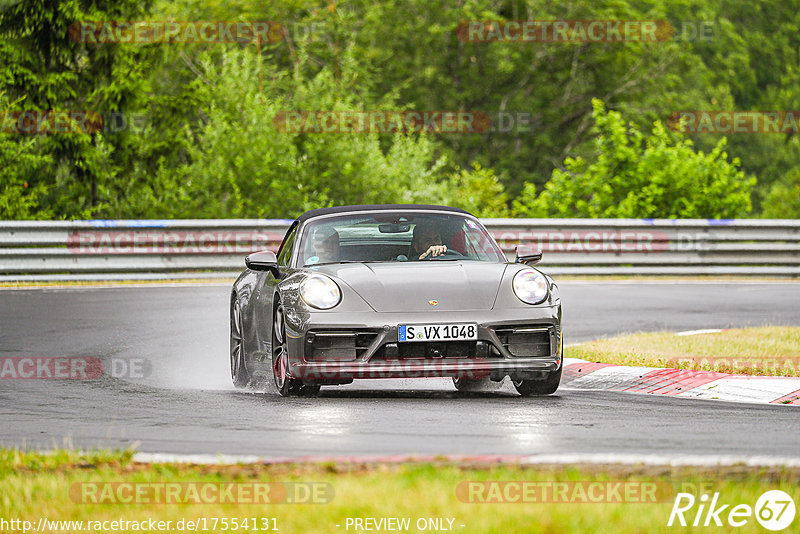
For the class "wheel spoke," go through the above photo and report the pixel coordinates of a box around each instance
[272,306,288,389]
[232,301,242,335]
[231,339,241,373]
[230,299,247,384]
[275,309,284,344]
[272,350,285,387]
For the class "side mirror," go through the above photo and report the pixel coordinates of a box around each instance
[245,250,280,277]
[515,244,543,265]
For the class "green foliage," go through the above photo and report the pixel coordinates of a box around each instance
[517,100,754,218]
[0,0,798,220]
[0,0,155,218]
[444,163,509,218]
[0,93,52,218]
[115,46,449,218]
[761,169,800,218]
[511,182,538,218]
[0,136,52,218]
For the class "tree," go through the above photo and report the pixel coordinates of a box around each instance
[515,99,754,218]
[3,0,795,220]
[0,0,154,217]
[444,163,509,217]
[761,169,800,218]
[0,94,52,218]
[125,46,450,218]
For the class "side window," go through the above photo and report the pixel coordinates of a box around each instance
[277,225,297,267]
[464,224,499,260]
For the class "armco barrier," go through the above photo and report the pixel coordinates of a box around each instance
[0,218,798,280]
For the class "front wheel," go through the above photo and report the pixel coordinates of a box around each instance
[452,376,499,392]
[272,303,320,397]
[230,296,251,388]
[513,366,562,396]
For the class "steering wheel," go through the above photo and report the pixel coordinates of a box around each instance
[420,248,464,261]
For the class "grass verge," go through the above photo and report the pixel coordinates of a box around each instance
[2,449,799,533]
[566,326,800,377]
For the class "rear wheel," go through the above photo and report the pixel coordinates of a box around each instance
[272,303,320,397]
[230,296,251,388]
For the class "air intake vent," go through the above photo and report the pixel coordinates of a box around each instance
[493,326,553,358]
[305,330,378,361]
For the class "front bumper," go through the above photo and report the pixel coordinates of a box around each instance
[284,307,562,382]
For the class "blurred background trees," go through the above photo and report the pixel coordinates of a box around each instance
[0,0,797,219]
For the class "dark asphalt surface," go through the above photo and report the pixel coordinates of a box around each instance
[1,282,799,457]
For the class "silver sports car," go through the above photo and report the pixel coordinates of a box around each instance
[230,204,562,396]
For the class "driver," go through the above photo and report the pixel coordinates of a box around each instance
[307,227,340,264]
[411,222,447,260]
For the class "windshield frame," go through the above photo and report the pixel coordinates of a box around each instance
[291,209,506,268]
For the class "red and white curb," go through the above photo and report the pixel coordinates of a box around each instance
[561,358,800,405]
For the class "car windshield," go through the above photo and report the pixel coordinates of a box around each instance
[298,212,507,266]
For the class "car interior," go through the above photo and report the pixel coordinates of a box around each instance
[301,214,502,265]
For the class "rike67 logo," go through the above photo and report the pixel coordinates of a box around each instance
[668,490,796,531]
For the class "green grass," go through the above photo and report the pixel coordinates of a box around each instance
[566,326,800,377]
[2,449,799,533]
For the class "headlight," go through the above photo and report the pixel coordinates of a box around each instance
[300,274,342,309]
[512,269,549,305]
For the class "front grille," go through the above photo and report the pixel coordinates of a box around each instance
[372,340,495,360]
[305,330,378,361]
[398,341,474,358]
[493,325,553,357]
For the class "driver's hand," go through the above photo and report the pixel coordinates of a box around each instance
[419,245,447,259]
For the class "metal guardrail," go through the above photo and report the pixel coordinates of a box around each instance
[1,218,799,280]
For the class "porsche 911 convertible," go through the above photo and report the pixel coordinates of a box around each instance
[230,204,562,396]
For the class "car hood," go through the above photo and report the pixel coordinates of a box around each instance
[313,261,509,312]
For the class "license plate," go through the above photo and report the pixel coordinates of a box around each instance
[398,323,478,342]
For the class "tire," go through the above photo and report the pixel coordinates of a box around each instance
[271,302,320,397]
[513,332,564,396]
[512,365,562,396]
[452,376,499,392]
[230,296,251,388]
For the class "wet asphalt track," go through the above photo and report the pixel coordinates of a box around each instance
[1,281,799,457]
